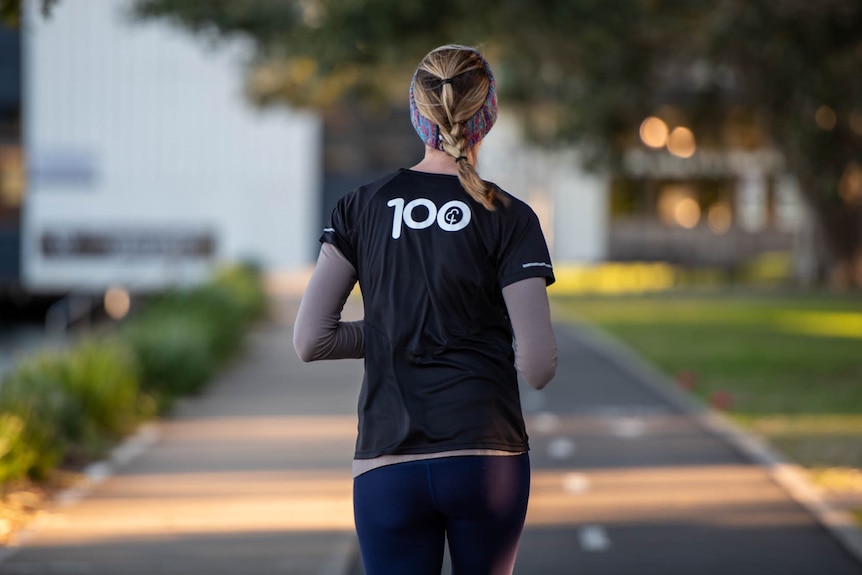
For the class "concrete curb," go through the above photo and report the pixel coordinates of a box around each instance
[562,321,862,567]
[0,423,160,566]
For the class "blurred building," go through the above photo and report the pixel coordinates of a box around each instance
[481,115,807,274]
[5,1,320,299]
[481,116,608,264]
[610,147,803,268]
[326,107,807,274]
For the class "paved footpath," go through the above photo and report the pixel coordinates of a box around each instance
[505,323,862,575]
[1,297,861,574]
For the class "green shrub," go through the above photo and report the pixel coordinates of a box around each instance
[0,407,60,483]
[0,341,141,482]
[0,354,78,480]
[0,262,268,486]
[214,261,268,321]
[170,283,245,358]
[0,413,35,484]
[56,340,140,442]
[122,314,214,405]
[121,261,267,405]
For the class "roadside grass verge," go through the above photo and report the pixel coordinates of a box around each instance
[552,290,862,518]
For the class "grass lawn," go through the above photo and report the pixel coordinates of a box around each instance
[551,290,862,507]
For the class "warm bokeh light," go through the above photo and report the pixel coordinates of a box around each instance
[815,105,837,131]
[674,197,701,229]
[639,116,669,148]
[707,204,733,235]
[839,162,862,206]
[666,126,696,158]
[850,112,862,136]
[658,184,699,228]
[104,286,131,320]
[0,146,25,207]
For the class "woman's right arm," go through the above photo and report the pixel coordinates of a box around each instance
[293,242,365,362]
[502,277,557,390]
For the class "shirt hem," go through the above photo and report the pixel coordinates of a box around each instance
[354,442,529,460]
[352,448,528,478]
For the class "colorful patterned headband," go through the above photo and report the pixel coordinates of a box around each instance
[409,46,498,151]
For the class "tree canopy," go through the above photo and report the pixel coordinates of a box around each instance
[10,0,862,284]
[1,0,57,27]
[131,0,862,284]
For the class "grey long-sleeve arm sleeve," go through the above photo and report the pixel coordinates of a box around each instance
[293,242,365,362]
[502,277,557,390]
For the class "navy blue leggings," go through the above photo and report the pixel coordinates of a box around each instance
[353,454,531,575]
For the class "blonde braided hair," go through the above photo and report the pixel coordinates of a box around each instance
[411,46,505,211]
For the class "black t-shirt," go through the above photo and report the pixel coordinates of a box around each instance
[322,169,555,459]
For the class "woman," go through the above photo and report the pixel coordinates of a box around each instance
[294,44,557,575]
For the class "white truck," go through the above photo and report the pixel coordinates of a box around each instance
[5,1,320,314]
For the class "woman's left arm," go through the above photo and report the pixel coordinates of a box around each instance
[502,277,557,390]
[293,242,365,361]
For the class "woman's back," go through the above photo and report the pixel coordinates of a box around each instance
[325,168,552,458]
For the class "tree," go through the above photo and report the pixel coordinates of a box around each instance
[703,2,862,287]
[18,0,862,285]
[1,0,58,27]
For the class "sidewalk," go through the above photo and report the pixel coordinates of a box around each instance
[1,298,361,575]
[1,297,861,574]
[509,323,862,575]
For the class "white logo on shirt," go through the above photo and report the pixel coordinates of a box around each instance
[386,198,472,239]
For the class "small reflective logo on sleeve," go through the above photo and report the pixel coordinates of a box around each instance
[522,262,553,269]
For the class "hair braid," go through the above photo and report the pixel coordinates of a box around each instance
[412,47,506,211]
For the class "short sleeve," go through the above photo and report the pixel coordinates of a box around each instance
[320,193,357,269]
[497,204,555,288]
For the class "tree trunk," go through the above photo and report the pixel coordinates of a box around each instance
[797,174,862,289]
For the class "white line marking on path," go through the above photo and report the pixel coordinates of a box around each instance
[579,525,611,552]
[531,412,559,434]
[54,424,159,509]
[611,417,646,438]
[562,473,591,494]
[110,424,159,466]
[547,437,576,459]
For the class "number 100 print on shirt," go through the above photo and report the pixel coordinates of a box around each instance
[386,197,472,240]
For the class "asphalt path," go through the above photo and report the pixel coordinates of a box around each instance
[1,297,860,574]
[507,323,862,575]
